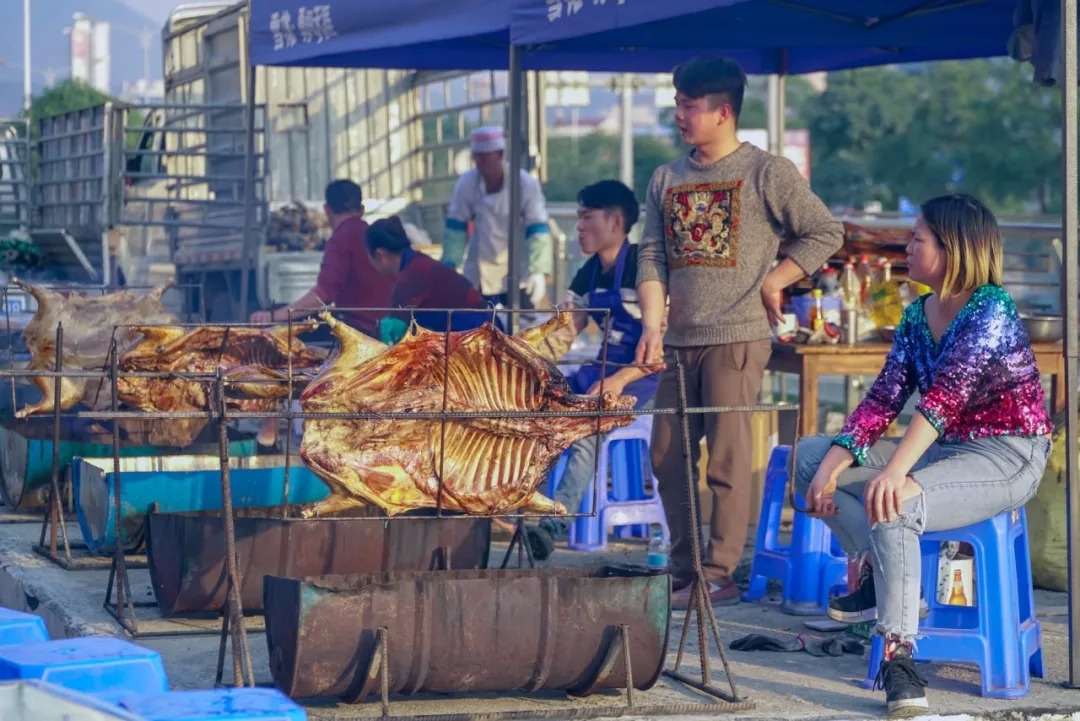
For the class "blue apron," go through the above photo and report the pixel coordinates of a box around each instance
[568,241,657,410]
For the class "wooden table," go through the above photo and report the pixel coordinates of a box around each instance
[768,341,1066,438]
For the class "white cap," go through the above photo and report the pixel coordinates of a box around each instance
[470,126,505,154]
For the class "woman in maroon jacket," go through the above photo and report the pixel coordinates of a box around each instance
[366,216,492,343]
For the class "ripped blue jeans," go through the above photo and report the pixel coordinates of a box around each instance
[794,433,1051,642]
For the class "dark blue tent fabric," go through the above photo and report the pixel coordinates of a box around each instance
[248,0,513,69]
[249,0,1017,74]
[511,0,1018,74]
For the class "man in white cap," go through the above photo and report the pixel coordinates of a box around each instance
[442,126,553,309]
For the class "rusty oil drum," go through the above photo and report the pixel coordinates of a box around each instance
[264,566,671,700]
[146,508,491,615]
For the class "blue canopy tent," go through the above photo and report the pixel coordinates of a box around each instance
[510,0,1019,73]
[512,0,1080,688]
[247,0,512,69]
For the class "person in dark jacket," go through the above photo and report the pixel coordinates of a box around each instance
[366,216,492,343]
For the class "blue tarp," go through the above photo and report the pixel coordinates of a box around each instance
[248,0,512,69]
[511,0,1018,74]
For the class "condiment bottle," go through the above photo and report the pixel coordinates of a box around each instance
[840,260,860,310]
[809,289,824,330]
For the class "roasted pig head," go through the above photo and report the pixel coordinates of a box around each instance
[298,311,637,518]
[14,280,178,419]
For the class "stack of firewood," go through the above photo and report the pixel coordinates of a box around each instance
[266,202,331,252]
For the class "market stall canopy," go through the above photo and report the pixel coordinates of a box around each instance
[511,0,1019,74]
[247,0,513,69]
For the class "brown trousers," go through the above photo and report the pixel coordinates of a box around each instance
[651,340,772,585]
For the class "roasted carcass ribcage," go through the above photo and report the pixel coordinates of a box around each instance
[116,322,326,446]
[12,277,326,446]
[14,280,180,420]
[299,312,636,518]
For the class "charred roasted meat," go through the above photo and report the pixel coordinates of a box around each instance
[14,280,178,419]
[839,222,911,267]
[298,311,636,518]
[115,321,327,447]
[117,321,326,408]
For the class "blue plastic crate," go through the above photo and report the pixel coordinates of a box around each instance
[0,607,49,645]
[119,688,306,720]
[0,637,167,701]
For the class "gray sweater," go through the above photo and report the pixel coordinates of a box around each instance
[638,143,844,347]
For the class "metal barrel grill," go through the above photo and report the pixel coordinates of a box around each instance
[263,566,670,701]
[148,508,492,616]
[72,455,330,553]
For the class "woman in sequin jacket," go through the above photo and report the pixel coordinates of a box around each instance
[793,194,1053,717]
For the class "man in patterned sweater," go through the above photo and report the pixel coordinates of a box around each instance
[635,56,844,609]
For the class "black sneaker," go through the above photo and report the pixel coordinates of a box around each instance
[524,525,555,561]
[874,644,929,717]
[827,565,930,624]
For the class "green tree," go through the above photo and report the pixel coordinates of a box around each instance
[803,66,921,209]
[954,62,1061,214]
[804,60,1061,214]
[22,79,147,150]
[24,79,113,121]
[542,133,680,203]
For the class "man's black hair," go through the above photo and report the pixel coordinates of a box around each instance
[672,55,747,120]
[325,179,363,215]
[366,216,411,255]
[577,180,640,231]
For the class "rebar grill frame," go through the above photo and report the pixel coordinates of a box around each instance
[0,304,808,717]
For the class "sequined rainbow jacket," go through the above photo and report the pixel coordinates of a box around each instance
[833,284,1053,466]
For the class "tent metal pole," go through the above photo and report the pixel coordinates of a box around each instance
[1061,0,1080,688]
[238,1,259,322]
[506,45,524,333]
[766,74,785,156]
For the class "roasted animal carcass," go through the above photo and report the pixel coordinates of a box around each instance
[116,322,326,446]
[839,222,911,268]
[14,280,179,419]
[298,311,637,518]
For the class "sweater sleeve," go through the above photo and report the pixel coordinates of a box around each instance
[522,173,553,276]
[915,287,1010,435]
[832,306,918,465]
[443,174,474,269]
[761,156,844,275]
[636,167,668,286]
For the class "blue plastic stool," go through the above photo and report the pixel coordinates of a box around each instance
[119,688,307,720]
[0,607,49,645]
[547,416,669,552]
[0,637,168,701]
[742,445,849,615]
[608,422,654,540]
[862,508,1042,699]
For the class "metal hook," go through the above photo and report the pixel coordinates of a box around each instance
[407,306,420,336]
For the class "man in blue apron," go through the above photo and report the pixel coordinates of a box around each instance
[525,180,659,561]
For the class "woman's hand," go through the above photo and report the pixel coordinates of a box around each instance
[864,469,921,525]
[806,466,839,518]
